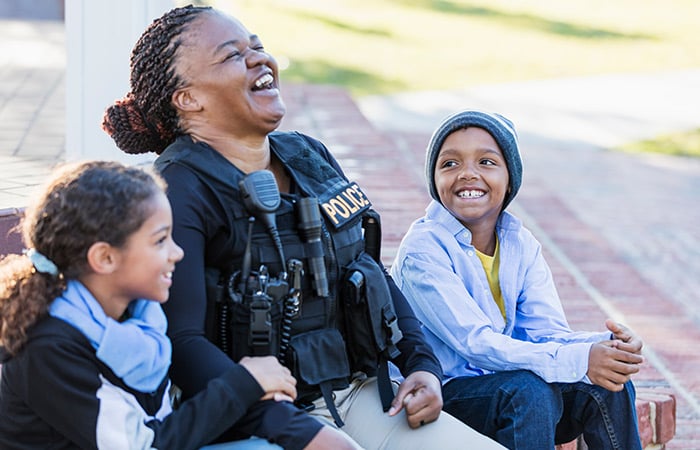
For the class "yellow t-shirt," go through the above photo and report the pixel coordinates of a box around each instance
[475,238,505,321]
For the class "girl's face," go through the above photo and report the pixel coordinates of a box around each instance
[434,127,510,230]
[174,11,286,136]
[110,191,184,306]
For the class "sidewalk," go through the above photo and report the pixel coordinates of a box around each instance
[0,17,64,208]
[2,12,700,449]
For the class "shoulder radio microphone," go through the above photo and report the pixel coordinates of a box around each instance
[239,169,287,279]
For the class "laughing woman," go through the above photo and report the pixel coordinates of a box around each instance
[102,5,502,450]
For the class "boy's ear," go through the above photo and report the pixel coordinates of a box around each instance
[172,87,203,113]
[86,242,120,274]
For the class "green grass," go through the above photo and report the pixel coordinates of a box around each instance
[194,0,700,157]
[617,129,700,158]
[205,0,700,97]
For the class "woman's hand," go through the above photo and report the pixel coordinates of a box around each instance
[388,370,443,429]
[239,356,297,402]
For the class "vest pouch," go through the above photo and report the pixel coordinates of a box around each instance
[287,328,350,402]
[341,252,403,376]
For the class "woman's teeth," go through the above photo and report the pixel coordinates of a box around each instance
[254,73,274,90]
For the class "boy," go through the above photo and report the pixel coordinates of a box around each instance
[391,110,643,449]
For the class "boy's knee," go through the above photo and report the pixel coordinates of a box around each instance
[500,371,561,412]
[593,380,637,409]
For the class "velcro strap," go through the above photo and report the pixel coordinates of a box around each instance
[320,381,344,427]
[377,358,394,412]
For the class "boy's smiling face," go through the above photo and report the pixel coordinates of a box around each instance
[434,127,510,230]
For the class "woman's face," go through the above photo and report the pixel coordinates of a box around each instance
[173,11,286,136]
[434,127,509,230]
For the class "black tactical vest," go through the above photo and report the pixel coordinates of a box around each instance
[156,132,402,426]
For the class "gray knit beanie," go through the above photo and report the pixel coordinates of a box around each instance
[425,110,522,210]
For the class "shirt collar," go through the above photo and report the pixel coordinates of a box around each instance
[426,200,522,239]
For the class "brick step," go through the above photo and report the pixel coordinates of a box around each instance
[556,389,676,449]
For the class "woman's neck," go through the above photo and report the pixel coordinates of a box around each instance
[193,132,271,173]
[191,132,291,193]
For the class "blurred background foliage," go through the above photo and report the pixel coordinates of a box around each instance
[199,0,700,96]
[184,0,700,157]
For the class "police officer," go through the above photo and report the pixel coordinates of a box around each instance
[103,5,503,450]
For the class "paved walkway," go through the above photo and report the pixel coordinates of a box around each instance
[2,13,700,449]
[0,17,64,208]
[286,82,700,448]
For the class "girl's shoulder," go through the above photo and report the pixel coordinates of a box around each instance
[27,316,91,347]
[1,317,103,396]
[16,317,96,365]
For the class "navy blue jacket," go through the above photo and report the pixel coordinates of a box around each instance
[0,317,264,449]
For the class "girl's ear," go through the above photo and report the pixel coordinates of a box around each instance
[86,242,119,274]
[172,87,203,113]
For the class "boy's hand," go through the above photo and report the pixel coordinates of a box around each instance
[606,319,643,355]
[587,319,644,391]
[388,371,443,429]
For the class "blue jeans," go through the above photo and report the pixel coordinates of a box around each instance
[442,370,641,450]
[200,437,282,450]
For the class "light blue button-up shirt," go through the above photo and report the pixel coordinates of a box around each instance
[391,200,609,384]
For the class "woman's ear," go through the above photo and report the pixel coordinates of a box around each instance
[172,87,203,113]
[86,242,119,274]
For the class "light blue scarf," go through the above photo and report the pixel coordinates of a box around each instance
[49,280,171,393]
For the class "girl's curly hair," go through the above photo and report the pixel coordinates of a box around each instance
[0,160,165,355]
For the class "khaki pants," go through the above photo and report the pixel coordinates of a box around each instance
[309,376,505,450]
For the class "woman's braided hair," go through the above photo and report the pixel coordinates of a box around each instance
[102,5,212,155]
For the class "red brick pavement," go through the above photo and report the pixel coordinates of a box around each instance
[280,82,697,448]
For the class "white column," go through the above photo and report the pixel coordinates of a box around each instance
[65,0,174,164]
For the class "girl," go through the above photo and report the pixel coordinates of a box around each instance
[0,161,293,449]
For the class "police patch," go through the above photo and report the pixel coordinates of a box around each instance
[319,182,372,229]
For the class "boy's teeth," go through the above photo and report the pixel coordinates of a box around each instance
[459,190,484,198]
